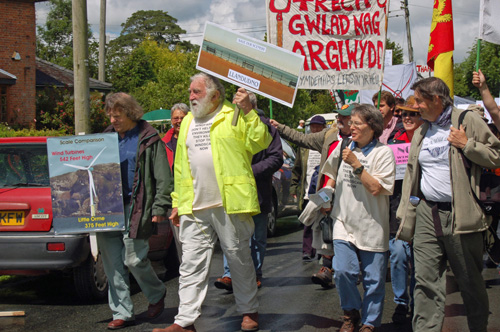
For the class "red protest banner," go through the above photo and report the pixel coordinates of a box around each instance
[266,0,389,90]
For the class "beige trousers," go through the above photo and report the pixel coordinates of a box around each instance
[174,207,259,327]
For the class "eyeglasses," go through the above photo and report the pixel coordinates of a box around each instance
[401,112,420,118]
[347,120,366,128]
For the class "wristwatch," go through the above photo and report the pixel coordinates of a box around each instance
[353,165,364,175]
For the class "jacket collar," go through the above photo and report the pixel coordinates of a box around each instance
[350,138,378,156]
[104,120,159,144]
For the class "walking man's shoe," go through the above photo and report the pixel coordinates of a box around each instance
[302,253,315,261]
[358,324,375,332]
[311,266,334,288]
[339,309,360,332]
[147,291,166,319]
[391,304,409,324]
[241,312,259,332]
[214,276,233,291]
[152,323,196,332]
[107,319,135,330]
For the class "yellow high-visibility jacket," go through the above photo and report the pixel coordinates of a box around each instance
[172,100,272,216]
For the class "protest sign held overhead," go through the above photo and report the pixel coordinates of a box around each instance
[479,0,500,45]
[197,22,304,108]
[47,133,125,234]
[266,0,389,90]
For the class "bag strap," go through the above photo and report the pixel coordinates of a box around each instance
[336,138,351,174]
[458,110,470,129]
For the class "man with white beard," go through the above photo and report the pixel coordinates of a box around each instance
[153,72,272,332]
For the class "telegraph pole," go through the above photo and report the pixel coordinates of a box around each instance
[98,0,106,82]
[72,0,91,134]
[402,0,414,63]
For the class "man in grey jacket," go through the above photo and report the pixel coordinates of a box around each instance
[396,77,500,332]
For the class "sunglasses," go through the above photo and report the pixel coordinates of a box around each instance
[401,112,420,118]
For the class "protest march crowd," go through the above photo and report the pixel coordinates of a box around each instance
[97,69,500,332]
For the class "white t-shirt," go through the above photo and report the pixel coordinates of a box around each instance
[419,124,452,202]
[186,110,223,210]
[304,149,321,199]
[321,140,395,252]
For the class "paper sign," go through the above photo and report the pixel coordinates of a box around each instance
[197,22,304,108]
[318,190,331,203]
[47,133,125,234]
[389,143,410,180]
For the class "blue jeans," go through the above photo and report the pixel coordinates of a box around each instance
[223,212,268,278]
[389,235,415,307]
[333,240,388,327]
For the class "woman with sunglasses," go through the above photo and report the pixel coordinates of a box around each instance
[391,96,424,144]
[387,96,424,324]
[321,104,396,332]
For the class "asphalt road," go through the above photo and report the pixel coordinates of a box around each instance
[1,216,500,332]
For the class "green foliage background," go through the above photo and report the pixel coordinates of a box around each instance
[454,40,500,100]
[36,0,99,78]
[35,2,500,132]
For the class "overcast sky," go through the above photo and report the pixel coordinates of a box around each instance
[35,0,480,67]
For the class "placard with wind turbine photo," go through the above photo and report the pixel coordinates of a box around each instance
[47,133,125,234]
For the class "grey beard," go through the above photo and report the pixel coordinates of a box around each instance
[191,99,217,118]
[191,105,212,118]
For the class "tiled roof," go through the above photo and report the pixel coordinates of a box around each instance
[36,57,113,91]
[0,69,17,84]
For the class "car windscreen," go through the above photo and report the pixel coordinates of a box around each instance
[280,138,296,169]
[0,143,49,188]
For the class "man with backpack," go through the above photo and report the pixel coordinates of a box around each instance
[396,77,500,332]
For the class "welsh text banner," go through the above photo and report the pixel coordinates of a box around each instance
[266,0,389,90]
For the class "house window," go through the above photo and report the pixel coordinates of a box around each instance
[0,86,6,123]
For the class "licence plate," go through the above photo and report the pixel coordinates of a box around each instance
[0,211,25,226]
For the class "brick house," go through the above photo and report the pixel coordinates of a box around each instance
[0,0,47,127]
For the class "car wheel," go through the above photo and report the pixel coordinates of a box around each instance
[73,252,108,302]
[267,197,278,237]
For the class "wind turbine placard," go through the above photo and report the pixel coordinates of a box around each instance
[47,133,125,234]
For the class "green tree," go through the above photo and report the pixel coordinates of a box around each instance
[111,46,157,92]
[36,0,99,78]
[125,40,198,111]
[107,10,197,87]
[386,38,404,65]
[108,10,194,53]
[254,90,316,128]
[37,87,109,134]
[454,40,500,99]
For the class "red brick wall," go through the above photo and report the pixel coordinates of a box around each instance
[0,0,37,127]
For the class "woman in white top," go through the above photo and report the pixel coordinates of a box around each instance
[321,104,396,332]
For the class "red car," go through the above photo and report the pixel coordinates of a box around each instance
[0,136,179,301]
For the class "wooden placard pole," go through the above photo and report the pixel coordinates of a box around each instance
[232,106,240,126]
